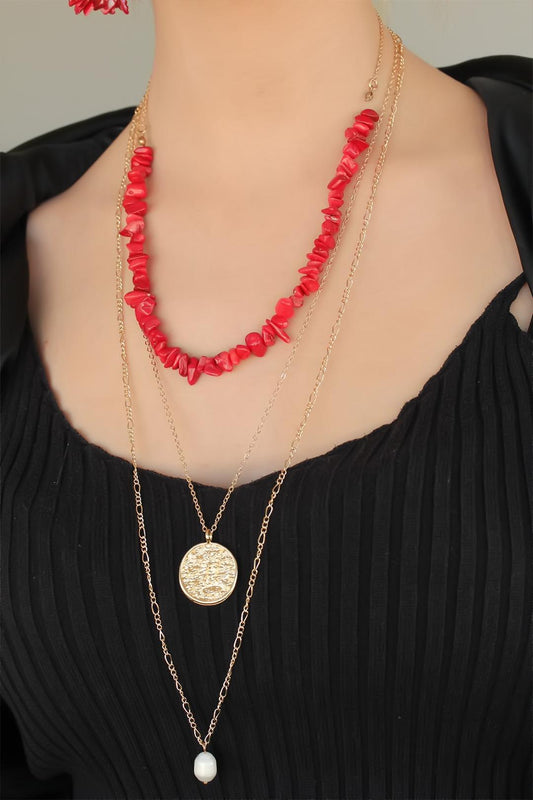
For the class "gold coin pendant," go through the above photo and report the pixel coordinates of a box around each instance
[179,542,238,606]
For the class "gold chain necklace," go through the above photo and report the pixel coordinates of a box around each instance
[120,16,393,609]
[115,31,404,787]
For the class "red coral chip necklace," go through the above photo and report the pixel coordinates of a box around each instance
[121,45,383,386]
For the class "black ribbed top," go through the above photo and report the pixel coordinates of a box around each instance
[1,55,532,800]
[1,270,532,799]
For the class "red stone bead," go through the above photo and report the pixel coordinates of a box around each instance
[126,212,145,226]
[164,347,181,368]
[203,358,224,377]
[355,113,375,128]
[352,121,371,135]
[322,219,339,235]
[293,285,305,299]
[128,168,149,183]
[308,249,328,263]
[275,297,294,319]
[133,269,150,290]
[267,318,291,343]
[345,126,370,141]
[170,349,183,370]
[154,342,170,358]
[291,292,304,308]
[300,277,320,294]
[270,313,289,329]
[361,108,379,121]
[327,175,349,191]
[342,143,362,160]
[131,152,152,166]
[304,259,324,271]
[124,290,149,308]
[128,254,149,270]
[125,183,147,199]
[123,198,148,215]
[197,356,208,373]
[138,294,156,313]
[134,146,153,158]
[228,348,241,366]
[214,351,233,372]
[261,323,277,347]
[126,238,145,254]
[133,269,150,291]
[321,207,341,221]
[235,344,251,360]
[339,155,358,174]
[187,357,201,385]
[131,160,152,175]
[337,160,359,181]
[317,233,335,249]
[346,137,369,154]
[298,265,320,279]
[135,296,156,323]
[120,214,145,237]
[336,165,352,181]
[327,195,344,209]
[138,312,158,333]
[150,330,166,346]
[245,332,267,357]
[344,127,361,141]
[328,184,345,197]
[178,353,189,377]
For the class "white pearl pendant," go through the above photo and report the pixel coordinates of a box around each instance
[194,750,217,784]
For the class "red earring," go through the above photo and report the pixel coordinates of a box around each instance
[69,0,129,14]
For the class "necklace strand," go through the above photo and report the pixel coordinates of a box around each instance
[121,20,386,384]
[115,31,404,781]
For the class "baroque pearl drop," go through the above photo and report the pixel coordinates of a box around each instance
[194,751,217,784]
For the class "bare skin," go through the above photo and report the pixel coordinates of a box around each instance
[26,1,532,488]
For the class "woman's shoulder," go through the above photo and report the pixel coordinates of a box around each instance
[1,106,134,243]
[438,53,532,308]
[1,107,133,371]
[439,54,532,197]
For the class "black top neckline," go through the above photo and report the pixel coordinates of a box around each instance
[26,272,527,494]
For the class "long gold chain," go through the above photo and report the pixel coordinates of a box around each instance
[115,33,404,755]
[124,18,393,545]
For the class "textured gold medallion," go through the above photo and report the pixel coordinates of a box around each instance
[179,542,238,606]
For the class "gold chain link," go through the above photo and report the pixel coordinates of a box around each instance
[115,31,405,752]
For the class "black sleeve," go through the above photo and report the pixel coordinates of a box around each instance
[1,700,72,800]
[440,54,533,296]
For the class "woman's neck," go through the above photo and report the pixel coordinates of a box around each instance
[147,0,392,182]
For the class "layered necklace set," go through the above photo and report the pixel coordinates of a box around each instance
[115,14,405,786]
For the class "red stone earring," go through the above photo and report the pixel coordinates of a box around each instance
[68,0,129,14]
